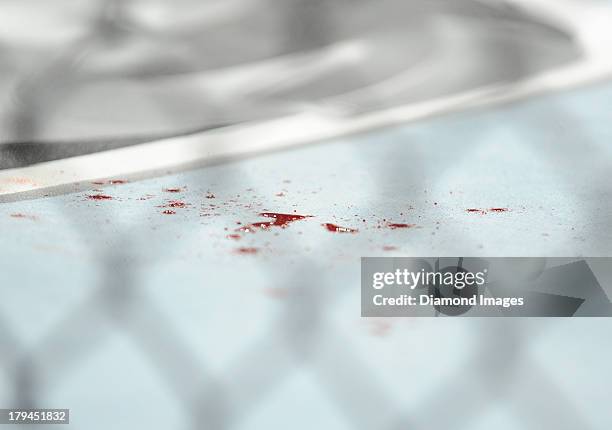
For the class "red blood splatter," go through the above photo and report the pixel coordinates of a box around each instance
[466,208,509,214]
[235,247,259,254]
[206,193,215,199]
[227,234,241,240]
[162,210,176,215]
[387,223,415,229]
[238,212,312,232]
[322,223,358,233]
[163,188,183,193]
[91,181,105,185]
[383,246,398,251]
[275,192,285,197]
[159,200,188,208]
[87,194,113,200]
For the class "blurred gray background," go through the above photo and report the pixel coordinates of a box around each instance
[1,1,612,429]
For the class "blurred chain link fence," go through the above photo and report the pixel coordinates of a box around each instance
[0,1,610,429]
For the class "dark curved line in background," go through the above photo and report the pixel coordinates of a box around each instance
[0,122,237,170]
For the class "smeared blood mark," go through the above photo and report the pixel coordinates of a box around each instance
[227,234,241,240]
[87,194,113,200]
[275,192,285,197]
[387,223,415,229]
[235,247,259,254]
[91,181,105,185]
[163,188,183,193]
[206,193,215,199]
[162,210,176,215]
[383,246,397,251]
[489,207,509,212]
[10,213,37,220]
[238,212,312,232]
[368,319,393,337]
[322,223,358,233]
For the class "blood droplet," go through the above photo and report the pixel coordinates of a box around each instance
[235,247,259,254]
[238,212,312,232]
[227,234,241,240]
[466,208,509,214]
[159,200,188,208]
[87,194,113,200]
[387,223,415,229]
[163,188,183,193]
[322,223,358,233]
[162,210,176,215]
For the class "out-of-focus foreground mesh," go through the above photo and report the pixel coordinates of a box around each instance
[0,1,610,429]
